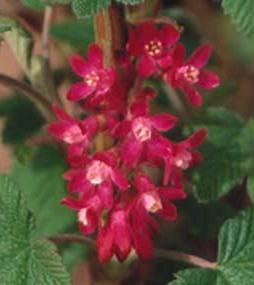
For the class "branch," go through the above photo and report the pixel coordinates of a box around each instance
[42,6,53,59]
[154,248,216,269]
[48,234,96,247]
[0,73,54,121]
[48,233,216,269]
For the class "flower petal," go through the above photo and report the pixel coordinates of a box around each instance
[159,24,180,47]
[97,68,115,95]
[61,197,83,210]
[122,137,142,168]
[51,104,74,121]
[172,44,186,66]
[87,43,103,68]
[187,44,213,68]
[48,121,85,144]
[151,113,178,131]
[198,70,220,90]
[70,54,89,77]
[98,181,113,209]
[137,55,157,77]
[159,202,177,221]
[67,82,95,101]
[183,128,208,147]
[111,169,129,191]
[182,84,202,107]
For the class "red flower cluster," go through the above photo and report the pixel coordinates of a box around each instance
[49,21,219,262]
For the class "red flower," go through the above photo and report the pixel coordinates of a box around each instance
[48,105,98,144]
[133,173,186,221]
[62,193,102,235]
[147,129,207,185]
[67,44,115,102]
[114,91,177,168]
[64,151,129,208]
[97,209,132,262]
[127,22,180,77]
[48,105,98,167]
[165,44,220,107]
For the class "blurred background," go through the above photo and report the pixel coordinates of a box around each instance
[0,0,253,284]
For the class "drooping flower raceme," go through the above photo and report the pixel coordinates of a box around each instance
[49,20,219,263]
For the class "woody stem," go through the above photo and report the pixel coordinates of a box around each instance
[48,234,216,269]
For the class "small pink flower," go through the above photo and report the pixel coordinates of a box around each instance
[48,105,98,167]
[127,21,180,77]
[165,44,220,107]
[67,44,115,102]
[64,151,129,208]
[97,208,132,262]
[114,91,177,168]
[133,173,186,221]
[62,193,102,234]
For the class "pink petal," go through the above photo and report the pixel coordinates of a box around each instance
[61,197,83,210]
[198,70,220,90]
[111,169,129,191]
[79,209,97,235]
[137,55,157,77]
[97,227,114,263]
[133,231,153,260]
[159,202,177,221]
[190,151,203,167]
[187,44,213,68]
[98,181,113,209]
[138,22,158,43]
[172,44,186,66]
[96,68,116,95]
[87,43,103,68]
[93,151,116,167]
[157,53,173,68]
[183,128,208,147]
[182,84,202,107]
[151,113,178,131]
[51,104,74,121]
[122,137,142,168]
[67,82,95,101]
[48,121,85,144]
[70,54,89,77]
[158,187,186,200]
[115,225,132,261]
[159,24,180,47]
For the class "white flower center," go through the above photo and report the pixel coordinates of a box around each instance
[78,208,89,226]
[141,192,162,213]
[132,117,152,142]
[174,151,192,169]
[86,160,111,185]
[145,40,163,57]
[177,65,200,84]
[84,71,99,87]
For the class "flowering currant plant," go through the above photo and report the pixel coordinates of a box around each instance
[2,1,254,284]
[49,20,219,262]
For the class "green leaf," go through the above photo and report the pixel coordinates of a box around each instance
[217,208,254,284]
[72,0,111,17]
[170,209,254,285]
[169,269,217,285]
[0,17,33,72]
[0,94,44,144]
[11,146,76,236]
[50,18,94,49]
[222,0,254,37]
[0,175,70,285]
[22,0,46,9]
[192,142,245,202]
[189,108,246,202]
